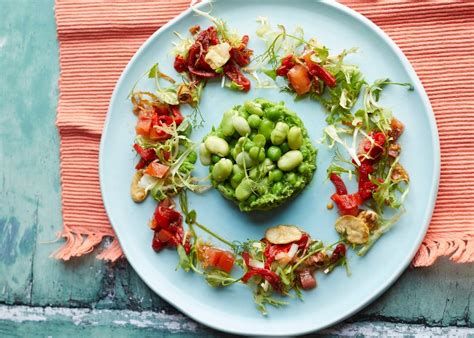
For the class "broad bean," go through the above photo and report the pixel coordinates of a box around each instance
[244,100,264,116]
[288,126,303,150]
[277,150,303,171]
[235,179,253,201]
[252,134,266,148]
[233,115,251,136]
[212,158,233,182]
[219,110,236,137]
[270,122,289,145]
[199,143,212,165]
[236,151,256,168]
[205,136,230,157]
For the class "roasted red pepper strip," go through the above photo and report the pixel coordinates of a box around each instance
[331,193,362,216]
[224,62,251,91]
[170,105,184,125]
[329,173,348,195]
[134,144,157,169]
[358,162,377,200]
[230,35,253,67]
[330,243,346,263]
[263,234,309,268]
[304,54,336,88]
[152,199,185,252]
[276,55,295,77]
[242,252,281,292]
[174,55,188,73]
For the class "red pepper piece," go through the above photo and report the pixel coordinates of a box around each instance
[223,62,251,91]
[230,35,253,67]
[242,252,281,292]
[134,144,158,169]
[358,162,377,200]
[358,132,386,163]
[263,233,309,269]
[174,55,188,73]
[330,173,348,195]
[276,55,295,77]
[331,193,362,216]
[304,53,336,88]
[170,105,184,125]
[330,243,346,263]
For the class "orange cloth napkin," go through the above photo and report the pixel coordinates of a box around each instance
[54,0,474,266]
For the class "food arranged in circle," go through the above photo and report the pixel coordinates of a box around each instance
[201,99,316,211]
[127,5,411,315]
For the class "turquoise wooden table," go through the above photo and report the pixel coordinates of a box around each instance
[1,1,473,336]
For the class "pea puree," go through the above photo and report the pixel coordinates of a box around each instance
[200,98,317,211]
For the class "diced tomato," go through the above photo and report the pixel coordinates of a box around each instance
[331,193,362,216]
[287,64,312,95]
[199,246,235,273]
[358,132,386,163]
[390,118,404,141]
[145,161,169,178]
[298,269,317,290]
[149,127,170,141]
[135,118,152,136]
[303,53,336,88]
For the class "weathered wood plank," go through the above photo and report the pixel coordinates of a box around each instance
[1,305,473,337]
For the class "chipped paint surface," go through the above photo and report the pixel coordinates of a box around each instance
[0,305,473,336]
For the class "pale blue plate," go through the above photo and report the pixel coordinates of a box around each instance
[100,0,439,335]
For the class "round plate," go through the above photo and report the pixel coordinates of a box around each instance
[100,0,439,335]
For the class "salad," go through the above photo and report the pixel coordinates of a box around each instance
[126,7,412,314]
[200,98,316,211]
[172,7,253,91]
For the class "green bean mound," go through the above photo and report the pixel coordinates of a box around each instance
[200,98,317,212]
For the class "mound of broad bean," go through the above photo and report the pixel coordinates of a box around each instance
[200,98,317,211]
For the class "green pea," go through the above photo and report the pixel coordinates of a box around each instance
[298,162,312,175]
[269,169,283,182]
[212,158,233,182]
[277,150,303,171]
[280,142,290,153]
[267,146,282,161]
[249,146,262,160]
[270,122,289,145]
[272,182,284,195]
[238,105,249,119]
[253,134,266,148]
[236,179,253,201]
[286,172,297,185]
[205,136,230,157]
[199,143,211,166]
[219,110,236,137]
[265,105,284,121]
[247,194,257,204]
[232,115,251,136]
[211,154,221,164]
[288,126,303,150]
[248,114,262,129]
[230,172,245,188]
[258,119,274,141]
[243,140,255,152]
[244,100,264,116]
